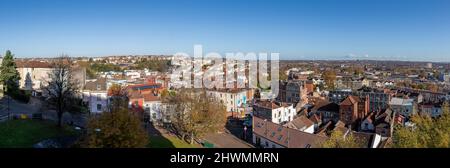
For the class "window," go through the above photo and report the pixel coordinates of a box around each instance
[97,94,102,101]
[97,104,102,111]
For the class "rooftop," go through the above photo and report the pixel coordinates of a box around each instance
[253,116,328,148]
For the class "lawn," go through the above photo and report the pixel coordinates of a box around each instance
[0,120,76,148]
[148,135,200,148]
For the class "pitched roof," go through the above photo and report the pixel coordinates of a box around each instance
[84,78,107,91]
[315,121,333,136]
[340,95,361,106]
[286,115,314,130]
[254,100,291,109]
[308,114,321,124]
[16,60,52,68]
[253,116,328,148]
[311,100,339,112]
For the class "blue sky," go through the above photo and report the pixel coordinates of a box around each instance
[0,0,449,61]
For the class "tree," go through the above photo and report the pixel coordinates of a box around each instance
[0,50,21,95]
[426,83,439,92]
[107,84,128,112]
[134,59,171,72]
[43,56,79,127]
[323,70,336,90]
[80,108,149,148]
[393,102,450,148]
[165,89,227,144]
[319,130,362,148]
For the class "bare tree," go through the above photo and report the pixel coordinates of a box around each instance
[44,56,79,127]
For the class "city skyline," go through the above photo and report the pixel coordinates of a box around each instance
[1,0,450,62]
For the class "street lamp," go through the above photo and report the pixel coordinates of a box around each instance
[243,126,247,140]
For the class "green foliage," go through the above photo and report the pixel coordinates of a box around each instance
[10,89,31,103]
[0,50,21,95]
[166,89,227,144]
[134,59,171,72]
[323,70,336,90]
[319,130,362,148]
[76,61,97,79]
[80,108,149,148]
[279,70,288,81]
[147,135,199,148]
[0,120,76,148]
[91,62,121,72]
[393,102,450,148]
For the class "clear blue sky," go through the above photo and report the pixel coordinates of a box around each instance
[1,0,449,61]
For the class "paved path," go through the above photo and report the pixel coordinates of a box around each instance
[0,96,40,116]
[0,96,87,126]
[203,132,253,148]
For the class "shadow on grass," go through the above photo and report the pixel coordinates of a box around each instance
[0,119,77,148]
[146,123,175,148]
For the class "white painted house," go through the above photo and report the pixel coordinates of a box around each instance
[253,100,296,124]
[82,78,108,114]
[389,97,416,117]
[207,89,253,117]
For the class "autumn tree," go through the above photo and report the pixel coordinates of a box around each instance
[393,102,450,148]
[323,70,337,90]
[165,89,227,144]
[319,130,362,148]
[107,83,128,111]
[44,56,79,127]
[80,108,149,148]
[426,83,439,92]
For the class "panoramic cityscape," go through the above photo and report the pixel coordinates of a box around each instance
[0,0,449,153]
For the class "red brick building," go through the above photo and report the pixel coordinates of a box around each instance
[339,95,369,128]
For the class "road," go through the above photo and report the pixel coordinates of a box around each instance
[202,119,254,148]
[0,96,87,126]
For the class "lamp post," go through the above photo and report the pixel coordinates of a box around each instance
[243,126,247,140]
